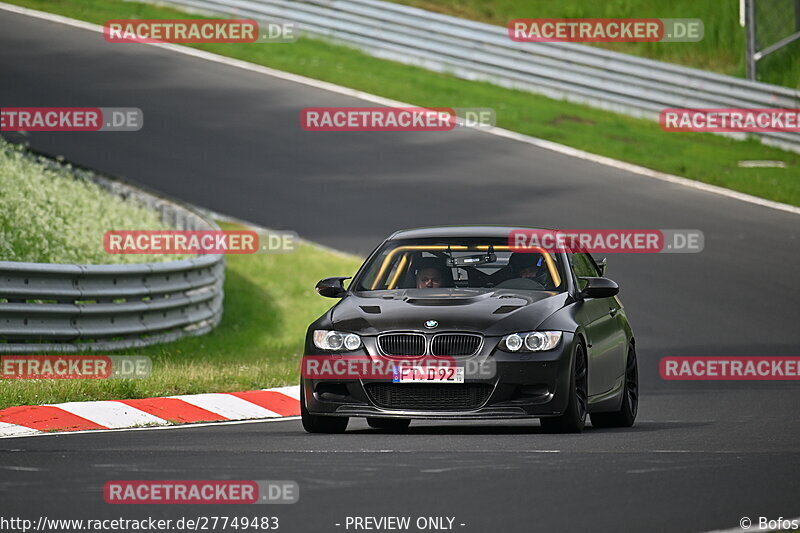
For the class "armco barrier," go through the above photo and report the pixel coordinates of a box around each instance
[160,0,800,153]
[0,158,225,353]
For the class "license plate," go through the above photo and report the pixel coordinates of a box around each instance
[393,366,464,383]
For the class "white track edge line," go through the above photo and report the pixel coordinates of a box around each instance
[0,2,797,217]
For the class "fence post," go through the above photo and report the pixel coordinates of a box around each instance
[796,0,800,31]
[745,0,757,80]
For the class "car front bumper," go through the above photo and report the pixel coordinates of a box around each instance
[303,332,576,420]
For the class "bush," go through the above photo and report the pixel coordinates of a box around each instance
[0,139,183,264]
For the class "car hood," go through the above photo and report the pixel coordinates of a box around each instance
[330,289,570,336]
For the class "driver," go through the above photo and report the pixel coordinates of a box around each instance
[411,257,452,288]
[416,267,444,288]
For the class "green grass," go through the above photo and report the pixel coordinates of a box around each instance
[0,222,362,409]
[5,0,799,206]
[0,138,185,264]
[393,0,800,89]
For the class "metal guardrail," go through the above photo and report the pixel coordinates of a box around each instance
[0,159,225,353]
[161,0,800,153]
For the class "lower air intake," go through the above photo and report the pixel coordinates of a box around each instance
[365,383,493,410]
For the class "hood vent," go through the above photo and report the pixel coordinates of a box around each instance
[404,296,480,306]
[493,305,523,314]
[359,305,381,314]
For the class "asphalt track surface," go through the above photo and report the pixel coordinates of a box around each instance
[1,9,799,533]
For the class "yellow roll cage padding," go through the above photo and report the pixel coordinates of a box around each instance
[370,245,561,290]
[386,253,409,289]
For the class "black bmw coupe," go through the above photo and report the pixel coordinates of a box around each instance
[301,226,638,433]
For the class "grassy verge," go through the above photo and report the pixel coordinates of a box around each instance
[5,0,799,206]
[0,222,362,409]
[393,0,800,89]
[0,138,186,263]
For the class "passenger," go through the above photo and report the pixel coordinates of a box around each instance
[508,252,548,283]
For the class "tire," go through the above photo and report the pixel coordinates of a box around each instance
[300,379,349,434]
[540,342,587,434]
[367,418,411,432]
[590,344,638,428]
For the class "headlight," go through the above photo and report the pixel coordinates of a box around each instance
[313,330,362,351]
[499,331,562,352]
[504,334,523,352]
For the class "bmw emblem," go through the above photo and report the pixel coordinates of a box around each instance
[424,320,438,329]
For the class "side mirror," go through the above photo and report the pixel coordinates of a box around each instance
[315,277,351,298]
[579,277,619,299]
[597,257,607,276]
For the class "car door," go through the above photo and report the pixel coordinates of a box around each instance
[571,253,627,397]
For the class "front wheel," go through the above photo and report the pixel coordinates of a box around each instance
[540,342,587,434]
[300,379,349,434]
[590,344,638,428]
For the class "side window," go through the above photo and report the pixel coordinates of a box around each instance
[358,247,401,290]
[572,253,599,290]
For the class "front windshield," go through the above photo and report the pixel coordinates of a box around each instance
[353,237,565,292]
